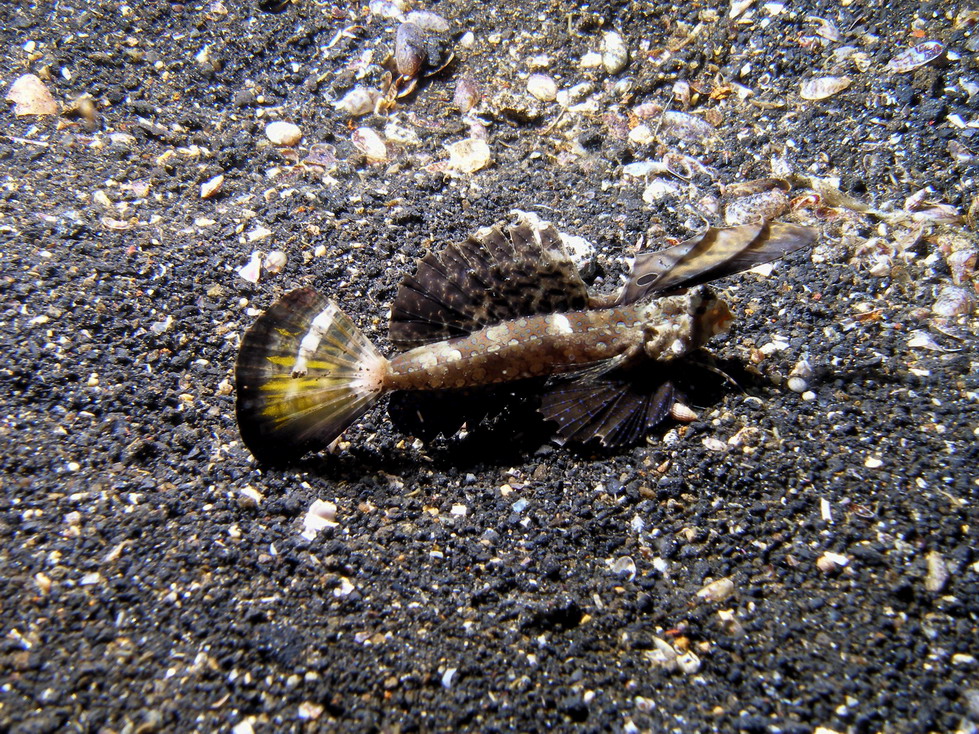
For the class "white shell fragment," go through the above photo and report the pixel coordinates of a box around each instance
[453,75,480,113]
[352,126,388,162]
[932,286,974,318]
[526,73,558,102]
[886,41,944,73]
[406,10,450,33]
[696,576,735,603]
[334,86,379,117]
[263,250,287,275]
[660,111,715,144]
[611,555,637,581]
[237,252,263,284]
[445,137,491,173]
[925,551,949,593]
[200,174,224,199]
[816,552,849,574]
[5,74,59,116]
[265,120,302,146]
[730,0,756,19]
[800,76,851,101]
[301,499,338,540]
[601,31,629,74]
[724,189,788,225]
[907,330,943,351]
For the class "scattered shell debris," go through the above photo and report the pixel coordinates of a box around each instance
[646,637,702,674]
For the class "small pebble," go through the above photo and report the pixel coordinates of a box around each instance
[816,551,849,574]
[924,550,949,592]
[601,31,629,74]
[200,174,224,199]
[526,73,558,102]
[265,120,302,146]
[787,376,808,393]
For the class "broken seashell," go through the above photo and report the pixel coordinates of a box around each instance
[886,41,945,73]
[352,127,388,162]
[5,74,59,116]
[445,137,491,173]
[800,76,851,100]
[334,86,379,117]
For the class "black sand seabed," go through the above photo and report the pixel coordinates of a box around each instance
[1,1,977,732]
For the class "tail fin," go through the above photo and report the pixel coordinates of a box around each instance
[235,288,387,463]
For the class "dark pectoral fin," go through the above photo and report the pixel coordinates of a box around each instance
[616,222,818,304]
[390,217,590,350]
[539,377,677,448]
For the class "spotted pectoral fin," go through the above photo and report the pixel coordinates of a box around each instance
[615,222,818,304]
[390,217,590,349]
[539,373,678,448]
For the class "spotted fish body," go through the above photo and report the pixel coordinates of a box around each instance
[235,218,816,463]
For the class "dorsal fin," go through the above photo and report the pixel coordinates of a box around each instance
[613,222,818,305]
[390,218,590,349]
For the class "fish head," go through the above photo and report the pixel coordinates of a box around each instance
[637,286,733,360]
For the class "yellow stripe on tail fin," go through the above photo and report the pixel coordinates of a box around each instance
[235,288,388,463]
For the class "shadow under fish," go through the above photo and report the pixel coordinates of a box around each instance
[235,217,817,464]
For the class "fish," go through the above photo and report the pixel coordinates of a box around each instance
[235,217,817,463]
